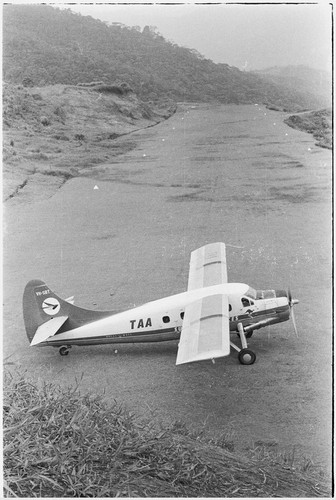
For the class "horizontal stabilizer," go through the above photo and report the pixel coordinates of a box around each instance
[30,316,69,346]
[176,293,230,365]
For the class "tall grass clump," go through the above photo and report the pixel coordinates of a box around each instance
[3,369,331,497]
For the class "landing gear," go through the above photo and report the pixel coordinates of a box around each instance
[230,322,256,365]
[238,348,256,365]
[59,345,71,356]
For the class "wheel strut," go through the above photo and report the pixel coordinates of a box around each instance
[237,322,248,349]
[236,323,256,365]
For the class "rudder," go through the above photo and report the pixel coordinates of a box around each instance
[23,280,68,343]
[23,280,114,346]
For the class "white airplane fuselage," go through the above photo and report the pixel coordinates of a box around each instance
[39,283,290,348]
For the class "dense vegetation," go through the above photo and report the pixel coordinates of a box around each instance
[3,5,330,111]
[4,370,330,497]
[284,108,332,149]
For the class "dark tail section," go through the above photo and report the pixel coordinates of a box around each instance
[23,280,114,344]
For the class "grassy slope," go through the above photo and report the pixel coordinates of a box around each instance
[284,109,332,150]
[3,369,331,498]
[3,83,175,202]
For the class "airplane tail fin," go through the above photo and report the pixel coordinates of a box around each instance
[23,280,112,346]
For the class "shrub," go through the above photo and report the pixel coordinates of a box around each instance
[22,77,34,87]
[74,133,85,141]
[40,116,50,126]
[91,84,132,95]
[53,106,66,122]
[53,134,70,141]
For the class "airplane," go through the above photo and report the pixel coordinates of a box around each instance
[23,242,299,365]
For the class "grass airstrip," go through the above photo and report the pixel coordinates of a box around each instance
[4,368,331,497]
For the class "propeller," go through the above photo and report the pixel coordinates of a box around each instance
[287,288,299,337]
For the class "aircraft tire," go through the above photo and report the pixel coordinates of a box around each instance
[238,348,256,365]
[59,346,69,356]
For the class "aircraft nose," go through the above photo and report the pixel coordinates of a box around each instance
[275,289,299,306]
[287,288,299,307]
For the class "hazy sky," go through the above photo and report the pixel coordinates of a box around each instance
[65,2,332,71]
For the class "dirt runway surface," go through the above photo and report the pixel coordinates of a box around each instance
[4,104,332,467]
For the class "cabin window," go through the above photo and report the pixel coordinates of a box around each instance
[162,316,170,323]
[241,297,250,307]
[180,312,185,320]
[229,304,232,311]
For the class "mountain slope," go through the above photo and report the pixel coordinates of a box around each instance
[3,5,328,111]
[252,66,331,108]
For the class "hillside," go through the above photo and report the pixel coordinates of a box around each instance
[3,4,328,111]
[3,83,175,202]
[252,66,331,109]
[284,108,332,149]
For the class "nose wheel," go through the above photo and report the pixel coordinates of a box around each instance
[238,348,256,365]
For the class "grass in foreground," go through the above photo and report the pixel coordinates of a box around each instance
[3,369,331,497]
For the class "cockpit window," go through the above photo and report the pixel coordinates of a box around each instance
[245,287,257,300]
[241,297,250,307]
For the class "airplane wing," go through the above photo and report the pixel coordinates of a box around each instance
[30,316,69,346]
[187,242,227,290]
[176,293,230,365]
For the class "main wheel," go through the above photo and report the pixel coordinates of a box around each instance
[59,346,69,356]
[238,348,256,365]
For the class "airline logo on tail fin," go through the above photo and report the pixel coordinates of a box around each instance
[34,284,61,316]
[42,297,60,315]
